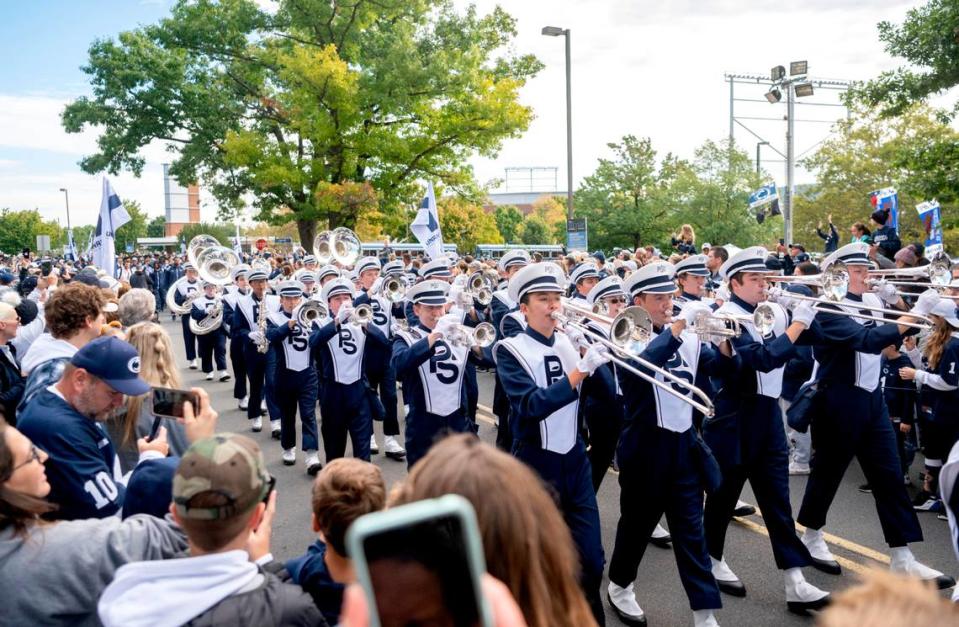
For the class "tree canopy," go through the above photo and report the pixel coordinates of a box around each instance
[62,0,541,247]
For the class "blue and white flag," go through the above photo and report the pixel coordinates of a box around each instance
[410,181,444,260]
[91,177,131,274]
[748,184,780,223]
[65,229,77,261]
[916,200,944,258]
[871,187,899,232]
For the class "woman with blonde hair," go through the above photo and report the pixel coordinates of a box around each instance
[390,434,598,627]
[108,322,190,472]
[671,224,697,255]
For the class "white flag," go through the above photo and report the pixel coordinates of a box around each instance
[66,229,77,261]
[91,177,131,274]
[410,182,444,260]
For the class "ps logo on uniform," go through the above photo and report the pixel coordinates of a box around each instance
[127,357,141,374]
[544,356,564,385]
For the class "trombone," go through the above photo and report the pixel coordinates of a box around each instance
[868,254,952,286]
[553,298,716,417]
[765,262,933,330]
[689,305,777,342]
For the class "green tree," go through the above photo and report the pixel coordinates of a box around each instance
[114,200,148,252]
[62,0,542,248]
[146,215,167,238]
[574,135,679,251]
[493,205,523,243]
[671,139,777,249]
[438,197,503,253]
[71,224,96,255]
[518,215,551,245]
[0,209,61,254]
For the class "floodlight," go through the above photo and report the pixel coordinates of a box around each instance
[542,26,566,36]
[790,60,808,76]
[771,65,786,81]
[765,88,782,103]
[794,82,814,97]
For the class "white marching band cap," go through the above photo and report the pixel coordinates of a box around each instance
[507,262,566,303]
[230,264,251,280]
[298,271,317,284]
[674,254,710,277]
[321,277,355,302]
[587,276,626,305]
[382,260,404,276]
[354,256,381,275]
[569,262,600,285]
[930,299,959,328]
[407,280,450,306]
[277,280,306,297]
[247,268,269,282]
[720,246,772,280]
[624,261,676,296]
[497,249,531,272]
[316,265,341,283]
[303,254,317,265]
[821,242,871,270]
[183,262,196,271]
[420,258,453,280]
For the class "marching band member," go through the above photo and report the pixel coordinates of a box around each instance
[222,264,250,409]
[581,275,627,491]
[189,280,229,382]
[793,242,954,588]
[700,246,830,614]
[404,257,453,328]
[489,250,530,452]
[232,268,275,434]
[265,279,321,474]
[672,254,712,313]
[299,270,318,298]
[174,262,200,369]
[309,277,389,463]
[900,300,959,514]
[569,262,600,300]
[606,262,728,627]
[353,256,406,461]
[303,254,318,271]
[494,262,612,625]
[316,265,340,290]
[392,280,475,467]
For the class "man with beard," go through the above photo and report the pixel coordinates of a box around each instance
[18,336,168,520]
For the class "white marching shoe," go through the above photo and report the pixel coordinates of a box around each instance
[270,420,281,440]
[890,547,956,590]
[282,448,296,465]
[205,370,215,381]
[606,582,646,626]
[219,371,231,382]
[188,358,198,370]
[788,461,811,475]
[383,436,406,460]
[693,609,719,627]
[784,567,830,615]
[732,500,756,517]
[251,417,262,432]
[370,434,380,455]
[801,528,841,575]
[305,450,322,476]
[710,556,745,597]
[239,395,249,410]
[650,522,671,548]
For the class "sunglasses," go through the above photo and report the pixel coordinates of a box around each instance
[13,444,43,471]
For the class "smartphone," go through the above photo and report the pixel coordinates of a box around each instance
[150,387,199,419]
[347,494,493,627]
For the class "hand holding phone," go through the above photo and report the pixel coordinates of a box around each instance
[181,387,219,443]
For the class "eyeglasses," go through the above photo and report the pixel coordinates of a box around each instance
[13,444,43,471]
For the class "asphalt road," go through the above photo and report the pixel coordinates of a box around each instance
[163,316,957,627]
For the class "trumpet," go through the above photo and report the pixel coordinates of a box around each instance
[371,275,406,303]
[344,303,373,326]
[296,300,328,327]
[689,305,777,342]
[553,299,716,416]
[766,262,933,330]
[445,322,497,349]
[452,271,494,307]
[313,227,361,267]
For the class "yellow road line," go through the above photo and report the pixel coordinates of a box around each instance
[732,516,870,575]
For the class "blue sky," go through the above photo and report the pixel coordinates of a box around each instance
[0,0,927,230]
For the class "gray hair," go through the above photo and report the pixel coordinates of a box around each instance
[118,288,156,327]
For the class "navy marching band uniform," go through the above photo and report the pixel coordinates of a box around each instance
[173,265,200,364]
[232,269,276,430]
[189,284,228,379]
[221,265,251,407]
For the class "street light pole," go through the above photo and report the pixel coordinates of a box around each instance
[58,187,74,259]
[784,85,795,245]
[542,26,573,221]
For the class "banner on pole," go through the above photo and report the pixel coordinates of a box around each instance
[870,188,899,232]
[748,184,780,224]
[91,177,131,274]
[916,200,943,258]
[410,182,445,260]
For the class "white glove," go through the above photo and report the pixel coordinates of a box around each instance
[872,279,899,305]
[565,325,590,350]
[715,284,730,302]
[790,301,817,328]
[248,331,264,344]
[576,343,611,375]
[448,285,466,306]
[433,313,460,338]
[911,288,940,317]
[336,304,354,324]
[678,301,713,326]
[766,287,796,310]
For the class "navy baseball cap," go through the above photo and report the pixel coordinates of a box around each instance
[71,336,151,396]
[122,456,178,519]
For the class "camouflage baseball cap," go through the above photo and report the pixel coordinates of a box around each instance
[173,433,272,521]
